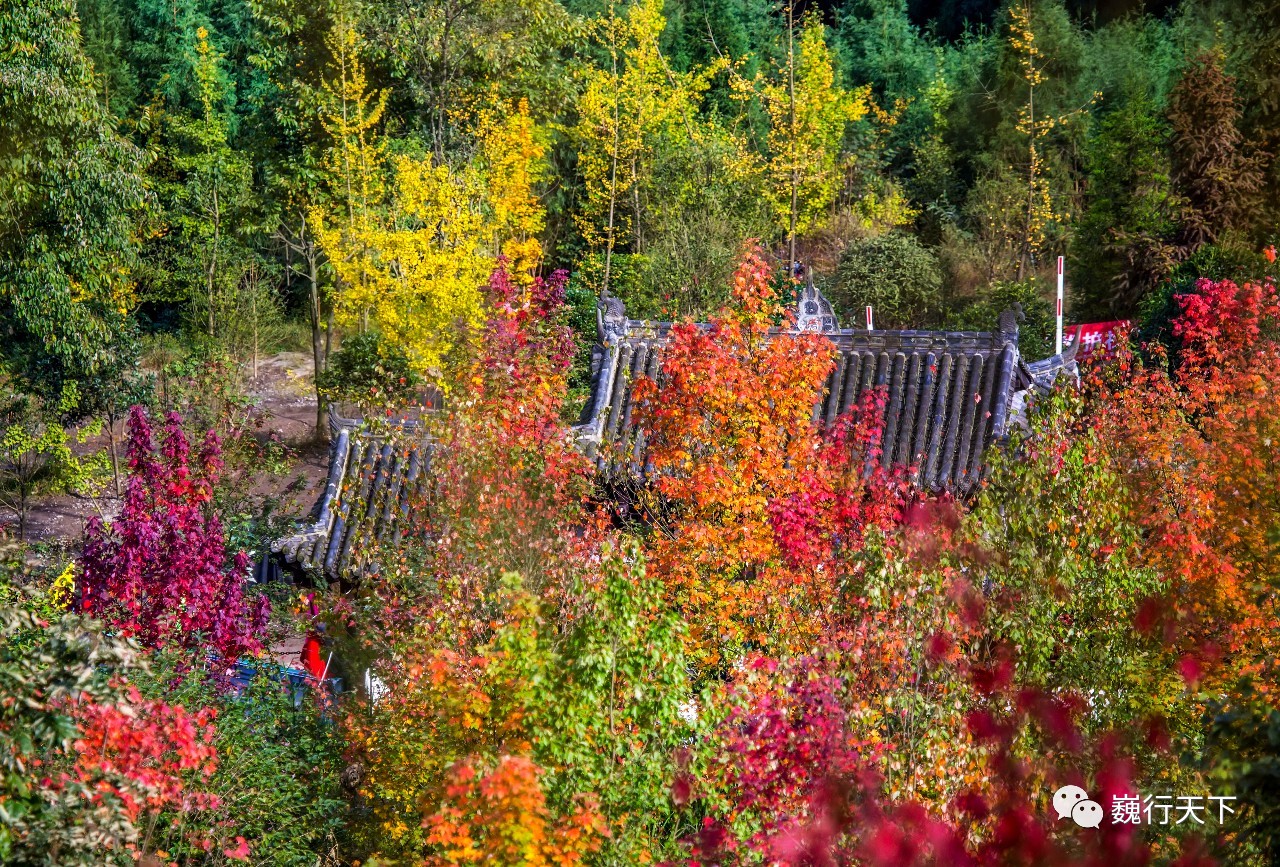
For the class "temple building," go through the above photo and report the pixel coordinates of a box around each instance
[272,282,1077,583]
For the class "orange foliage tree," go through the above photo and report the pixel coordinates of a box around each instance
[1090,277,1280,684]
[341,264,692,864]
[424,755,607,866]
[633,243,907,672]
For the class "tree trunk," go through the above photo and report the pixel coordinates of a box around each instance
[106,409,121,498]
[209,185,220,338]
[1019,84,1035,282]
[309,247,329,441]
[603,0,621,295]
[787,4,798,271]
[281,215,331,442]
[632,157,642,253]
[250,273,260,381]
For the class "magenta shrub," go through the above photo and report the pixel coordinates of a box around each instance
[79,406,268,661]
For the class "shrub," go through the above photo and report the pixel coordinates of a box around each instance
[946,279,1054,359]
[78,407,269,662]
[827,233,944,329]
[569,252,655,317]
[0,603,217,866]
[315,331,421,410]
[134,656,346,867]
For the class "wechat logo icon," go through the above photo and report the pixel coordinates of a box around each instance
[1053,785,1103,829]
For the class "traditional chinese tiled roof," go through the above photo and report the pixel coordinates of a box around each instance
[573,281,1077,493]
[271,411,432,583]
[273,282,1076,582]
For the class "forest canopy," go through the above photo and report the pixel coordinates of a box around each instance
[1,0,1271,414]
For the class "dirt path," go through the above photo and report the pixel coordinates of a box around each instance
[5,352,330,546]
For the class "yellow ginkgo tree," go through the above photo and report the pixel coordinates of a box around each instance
[477,99,548,283]
[572,0,722,292]
[311,15,548,381]
[1007,0,1088,279]
[736,13,870,265]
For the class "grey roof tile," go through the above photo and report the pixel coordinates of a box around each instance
[574,284,1038,495]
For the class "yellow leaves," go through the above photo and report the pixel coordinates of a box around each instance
[48,561,75,611]
[572,0,718,252]
[316,13,388,221]
[1008,1,1044,86]
[477,99,547,281]
[1006,0,1087,260]
[311,153,488,379]
[743,15,868,239]
[313,25,548,380]
[852,184,919,232]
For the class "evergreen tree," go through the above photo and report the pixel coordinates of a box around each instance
[168,26,259,339]
[364,0,575,157]
[1073,99,1180,317]
[838,0,936,136]
[249,0,337,438]
[1167,48,1268,256]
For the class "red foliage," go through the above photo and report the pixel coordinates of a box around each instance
[398,263,598,625]
[693,654,874,862]
[667,269,1280,864]
[65,686,218,822]
[1089,277,1280,676]
[343,264,615,855]
[78,406,269,661]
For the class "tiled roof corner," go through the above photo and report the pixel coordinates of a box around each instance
[270,407,433,584]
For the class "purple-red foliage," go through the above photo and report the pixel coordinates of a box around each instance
[79,406,268,661]
[482,261,574,385]
[692,655,875,863]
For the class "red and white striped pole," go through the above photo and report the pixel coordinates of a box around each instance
[1055,256,1064,355]
[866,305,874,331]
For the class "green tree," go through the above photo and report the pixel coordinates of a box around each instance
[945,277,1054,360]
[74,0,139,118]
[837,0,938,155]
[1072,100,1181,318]
[250,0,337,439]
[963,389,1175,739]
[157,25,260,339]
[741,13,869,264]
[315,330,420,411]
[1203,686,1280,865]
[1168,48,1269,257]
[0,0,148,415]
[365,0,576,158]
[827,232,943,329]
